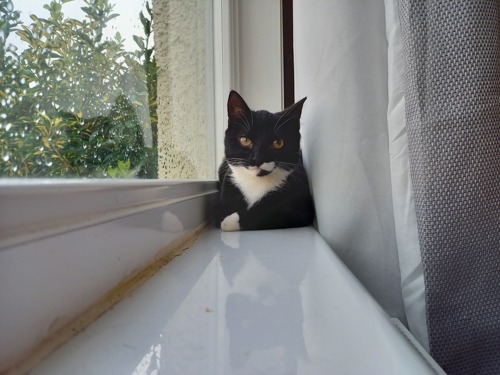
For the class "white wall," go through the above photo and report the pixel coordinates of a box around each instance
[154,0,216,179]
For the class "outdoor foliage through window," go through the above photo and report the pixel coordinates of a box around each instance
[0,0,158,178]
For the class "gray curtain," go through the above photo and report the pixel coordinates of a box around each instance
[399,0,500,374]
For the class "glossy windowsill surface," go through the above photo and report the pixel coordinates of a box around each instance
[34,227,439,374]
[0,179,217,371]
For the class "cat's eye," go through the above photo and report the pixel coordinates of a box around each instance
[239,136,253,148]
[272,139,284,149]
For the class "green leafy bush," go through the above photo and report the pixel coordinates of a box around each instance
[0,0,157,177]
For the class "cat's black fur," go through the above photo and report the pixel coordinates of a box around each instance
[214,91,314,231]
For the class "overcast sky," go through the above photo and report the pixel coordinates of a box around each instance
[9,0,148,53]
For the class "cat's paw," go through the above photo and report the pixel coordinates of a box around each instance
[220,212,241,231]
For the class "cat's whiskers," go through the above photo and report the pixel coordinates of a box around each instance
[273,104,294,130]
[219,162,230,173]
[240,112,252,130]
[226,157,246,167]
[274,112,287,131]
[275,162,309,185]
[233,121,250,131]
[281,167,307,186]
[274,115,297,133]
[277,161,300,170]
[273,104,297,132]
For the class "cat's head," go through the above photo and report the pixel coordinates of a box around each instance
[224,90,306,177]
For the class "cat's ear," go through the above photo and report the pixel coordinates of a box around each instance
[286,97,307,119]
[227,90,251,123]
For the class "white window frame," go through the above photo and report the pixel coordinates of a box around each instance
[213,0,284,168]
[0,0,284,372]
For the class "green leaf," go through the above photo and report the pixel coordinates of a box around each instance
[88,130,100,143]
[106,166,118,178]
[139,12,150,35]
[80,6,92,17]
[117,159,130,173]
[146,1,153,18]
[133,35,144,50]
[53,2,62,15]
[107,13,119,22]
[75,31,93,46]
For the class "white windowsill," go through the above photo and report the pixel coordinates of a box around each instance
[0,179,217,373]
[0,179,217,248]
[31,227,443,375]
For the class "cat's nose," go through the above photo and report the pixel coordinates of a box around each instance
[250,154,262,166]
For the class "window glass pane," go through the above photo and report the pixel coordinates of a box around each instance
[0,0,215,179]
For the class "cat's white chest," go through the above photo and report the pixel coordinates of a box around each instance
[229,164,290,208]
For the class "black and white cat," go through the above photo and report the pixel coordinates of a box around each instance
[215,91,314,231]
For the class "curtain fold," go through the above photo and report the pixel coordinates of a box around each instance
[384,0,429,351]
[398,1,500,373]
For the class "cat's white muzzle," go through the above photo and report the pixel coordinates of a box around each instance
[247,162,275,176]
[259,162,275,172]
